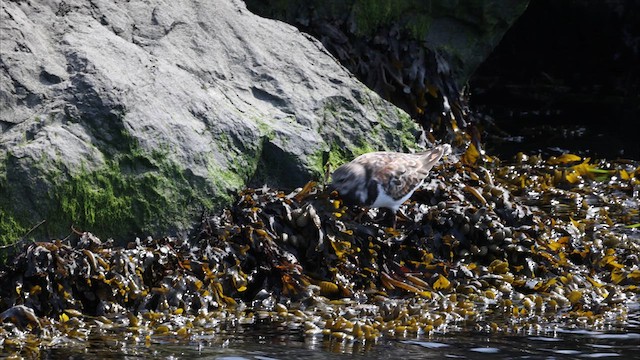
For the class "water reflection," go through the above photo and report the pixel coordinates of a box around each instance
[42,323,640,359]
[399,330,639,359]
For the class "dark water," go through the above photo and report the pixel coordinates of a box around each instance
[474,109,640,162]
[468,0,640,161]
[42,308,640,359]
[42,330,640,359]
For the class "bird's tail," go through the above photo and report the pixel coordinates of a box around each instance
[421,144,451,170]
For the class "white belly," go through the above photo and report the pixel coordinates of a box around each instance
[370,182,421,211]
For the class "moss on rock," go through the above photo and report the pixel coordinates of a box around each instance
[0,155,28,247]
[0,137,223,246]
[47,146,217,241]
[0,209,27,248]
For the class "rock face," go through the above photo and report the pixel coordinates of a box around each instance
[244,0,529,127]
[0,0,419,243]
[247,0,530,87]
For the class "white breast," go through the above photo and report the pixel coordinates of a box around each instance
[370,181,422,211]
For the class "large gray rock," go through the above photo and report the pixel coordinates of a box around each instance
[0,0,419,243]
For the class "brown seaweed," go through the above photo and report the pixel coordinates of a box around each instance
[1,150,638,356]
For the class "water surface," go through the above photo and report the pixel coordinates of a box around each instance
[43,312,640,359]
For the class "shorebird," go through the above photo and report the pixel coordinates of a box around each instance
[329,144,450,228]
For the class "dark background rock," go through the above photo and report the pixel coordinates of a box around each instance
[244,0,529,136]
[469,0,640,160]
[0,0,419,244]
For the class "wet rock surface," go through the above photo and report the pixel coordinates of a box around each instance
[1,147,638,356]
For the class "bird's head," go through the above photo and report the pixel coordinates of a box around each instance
[327,162,368,205]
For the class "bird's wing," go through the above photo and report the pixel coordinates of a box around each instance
[356,152,426,201]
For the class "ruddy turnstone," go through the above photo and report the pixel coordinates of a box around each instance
[329,144,451,228]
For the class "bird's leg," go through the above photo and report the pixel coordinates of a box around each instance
[390,210,397,230]
[354,208,401,230]
[388,208,414,230]
[377,208,397,230]
[354,208,391,227]
[396,208,412,223]
[353,207,370,223]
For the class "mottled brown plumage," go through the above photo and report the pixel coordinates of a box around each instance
[329,145,450,222]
